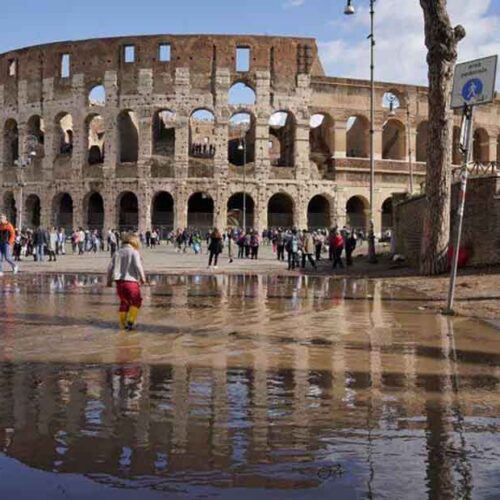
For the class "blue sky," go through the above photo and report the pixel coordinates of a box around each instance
[0,0,499,86]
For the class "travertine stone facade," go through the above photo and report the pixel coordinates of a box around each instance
[1,34,499,235]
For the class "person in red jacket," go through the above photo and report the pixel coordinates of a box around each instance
[332,229,345,269]
[0,213,19,276]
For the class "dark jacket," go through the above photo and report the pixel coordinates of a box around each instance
[33,228,48,246]
[208,237,223,254]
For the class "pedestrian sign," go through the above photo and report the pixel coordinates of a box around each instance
[451,55,497,109]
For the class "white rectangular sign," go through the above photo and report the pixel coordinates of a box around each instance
[451,55,497,109]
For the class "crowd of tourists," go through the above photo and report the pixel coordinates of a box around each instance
[1,207,363,276]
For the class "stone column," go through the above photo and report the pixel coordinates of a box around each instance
[488,136,498,162]
[72,190,84,230]
[333,120,347,158]
[138,69,153,179]
[103,71,119,177]
[374,125,383,160]
[174,116,189,179]
[295,188,308,229]
[175,184,188,229]
[213,120,228,180]
[138,183,151,233]
[295,119,310,181]
[255,71,271,181]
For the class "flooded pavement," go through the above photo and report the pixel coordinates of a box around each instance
[1,274,500,499]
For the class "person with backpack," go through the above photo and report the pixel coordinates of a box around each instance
[207,228,223,269]
[345,231,357,266]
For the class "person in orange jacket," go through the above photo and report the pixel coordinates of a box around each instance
[0,213,19,276]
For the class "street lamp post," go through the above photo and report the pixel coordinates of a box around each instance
[238,138,247,231]
[13,135,38,230]
[406,98,414,194]
[345,0,377,263]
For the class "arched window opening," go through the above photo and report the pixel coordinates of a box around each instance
[53,193,73,232]
[346,196,368,232]
[153,110,175,157]
[118,192,139,231]
[89,85,106,107]
[25,194,41,228]
[346,115,369,158]
[269,111,295,167]
[227,193,255,229]
[268,193,294,228]
[309,113,334,170]
[3,119,19,166]
[382,91,402,114]
[228,82,256,106]
[55,113,74,156]
[27,115,45,159]
[86,192,104,230]
[307,195,330,230]
[86,114,105,165]
[152,191,175,234]
[3,192,17,226]
[187,192,214,229]
[416,121,428,163]
[381,198,393,232]
[118,110,139,163]
[382,119,406,160]
[473,128,489,163]
[228,112,255,166]
[189,109,216,160]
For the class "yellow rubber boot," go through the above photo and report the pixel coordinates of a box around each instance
[126,306,140,330]
[119,312,128,329]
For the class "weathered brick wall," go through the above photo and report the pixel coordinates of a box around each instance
[451,175,500,266]
[394,175,500,267]
[393,193,426,265]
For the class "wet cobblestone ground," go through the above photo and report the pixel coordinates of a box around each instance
[1,273,500,498]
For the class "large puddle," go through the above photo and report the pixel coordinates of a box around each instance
[1,274,500,499]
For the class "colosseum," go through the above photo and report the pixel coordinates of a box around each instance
[0,34,498,235]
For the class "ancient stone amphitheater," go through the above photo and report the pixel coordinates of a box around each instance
[0,34,498,234]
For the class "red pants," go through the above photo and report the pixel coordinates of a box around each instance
[116,280,142,312]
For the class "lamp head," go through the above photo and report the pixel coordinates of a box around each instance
[344,0,355,15]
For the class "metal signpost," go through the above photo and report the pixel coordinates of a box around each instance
[444,55,498,314]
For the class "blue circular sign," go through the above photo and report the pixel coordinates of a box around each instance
[462,79,483,101]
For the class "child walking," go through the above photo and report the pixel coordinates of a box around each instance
[107,233,146,330]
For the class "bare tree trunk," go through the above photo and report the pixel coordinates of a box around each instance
[419,0,465,275]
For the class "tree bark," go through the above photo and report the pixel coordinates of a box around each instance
[419,0,465,275]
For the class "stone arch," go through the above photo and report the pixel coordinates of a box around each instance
[117,191,139,231]
[381,197,393,232]
[84,192,104,230]
[52,192,73,231]
[347,115,369,158]
[452,126,461,165]
[26,115,45,158]
[54,112,74,157]
[88,84,106,107]
[267,192,294,228]
[2,191,17,226]
[187,192,214,229]
[382,119,406,160]
[151,191,175,233]
[416,121,428,162]
[25,194,41,228]
[118,110,139,163]
[309,113,334,168]
[189,109,216,160]
[227,192,255,229]
[307,194,331,229]
[3,119,19,166]
[228,81,256,106]
[269,111,296,167]
[86,113,105,165]
[152,109,175,157]
[228,112,255,166]
[473,128,489,163]
[346,195,368,231]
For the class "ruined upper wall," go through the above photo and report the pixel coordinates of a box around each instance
[0,34,324,101]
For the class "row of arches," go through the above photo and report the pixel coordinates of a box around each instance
[5,112,498,170]
[3,191,393,234]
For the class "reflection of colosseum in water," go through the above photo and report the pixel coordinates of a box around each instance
[0,35,497,233]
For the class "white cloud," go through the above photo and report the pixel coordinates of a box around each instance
[284,0,305,8]
[319,0,500,88]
